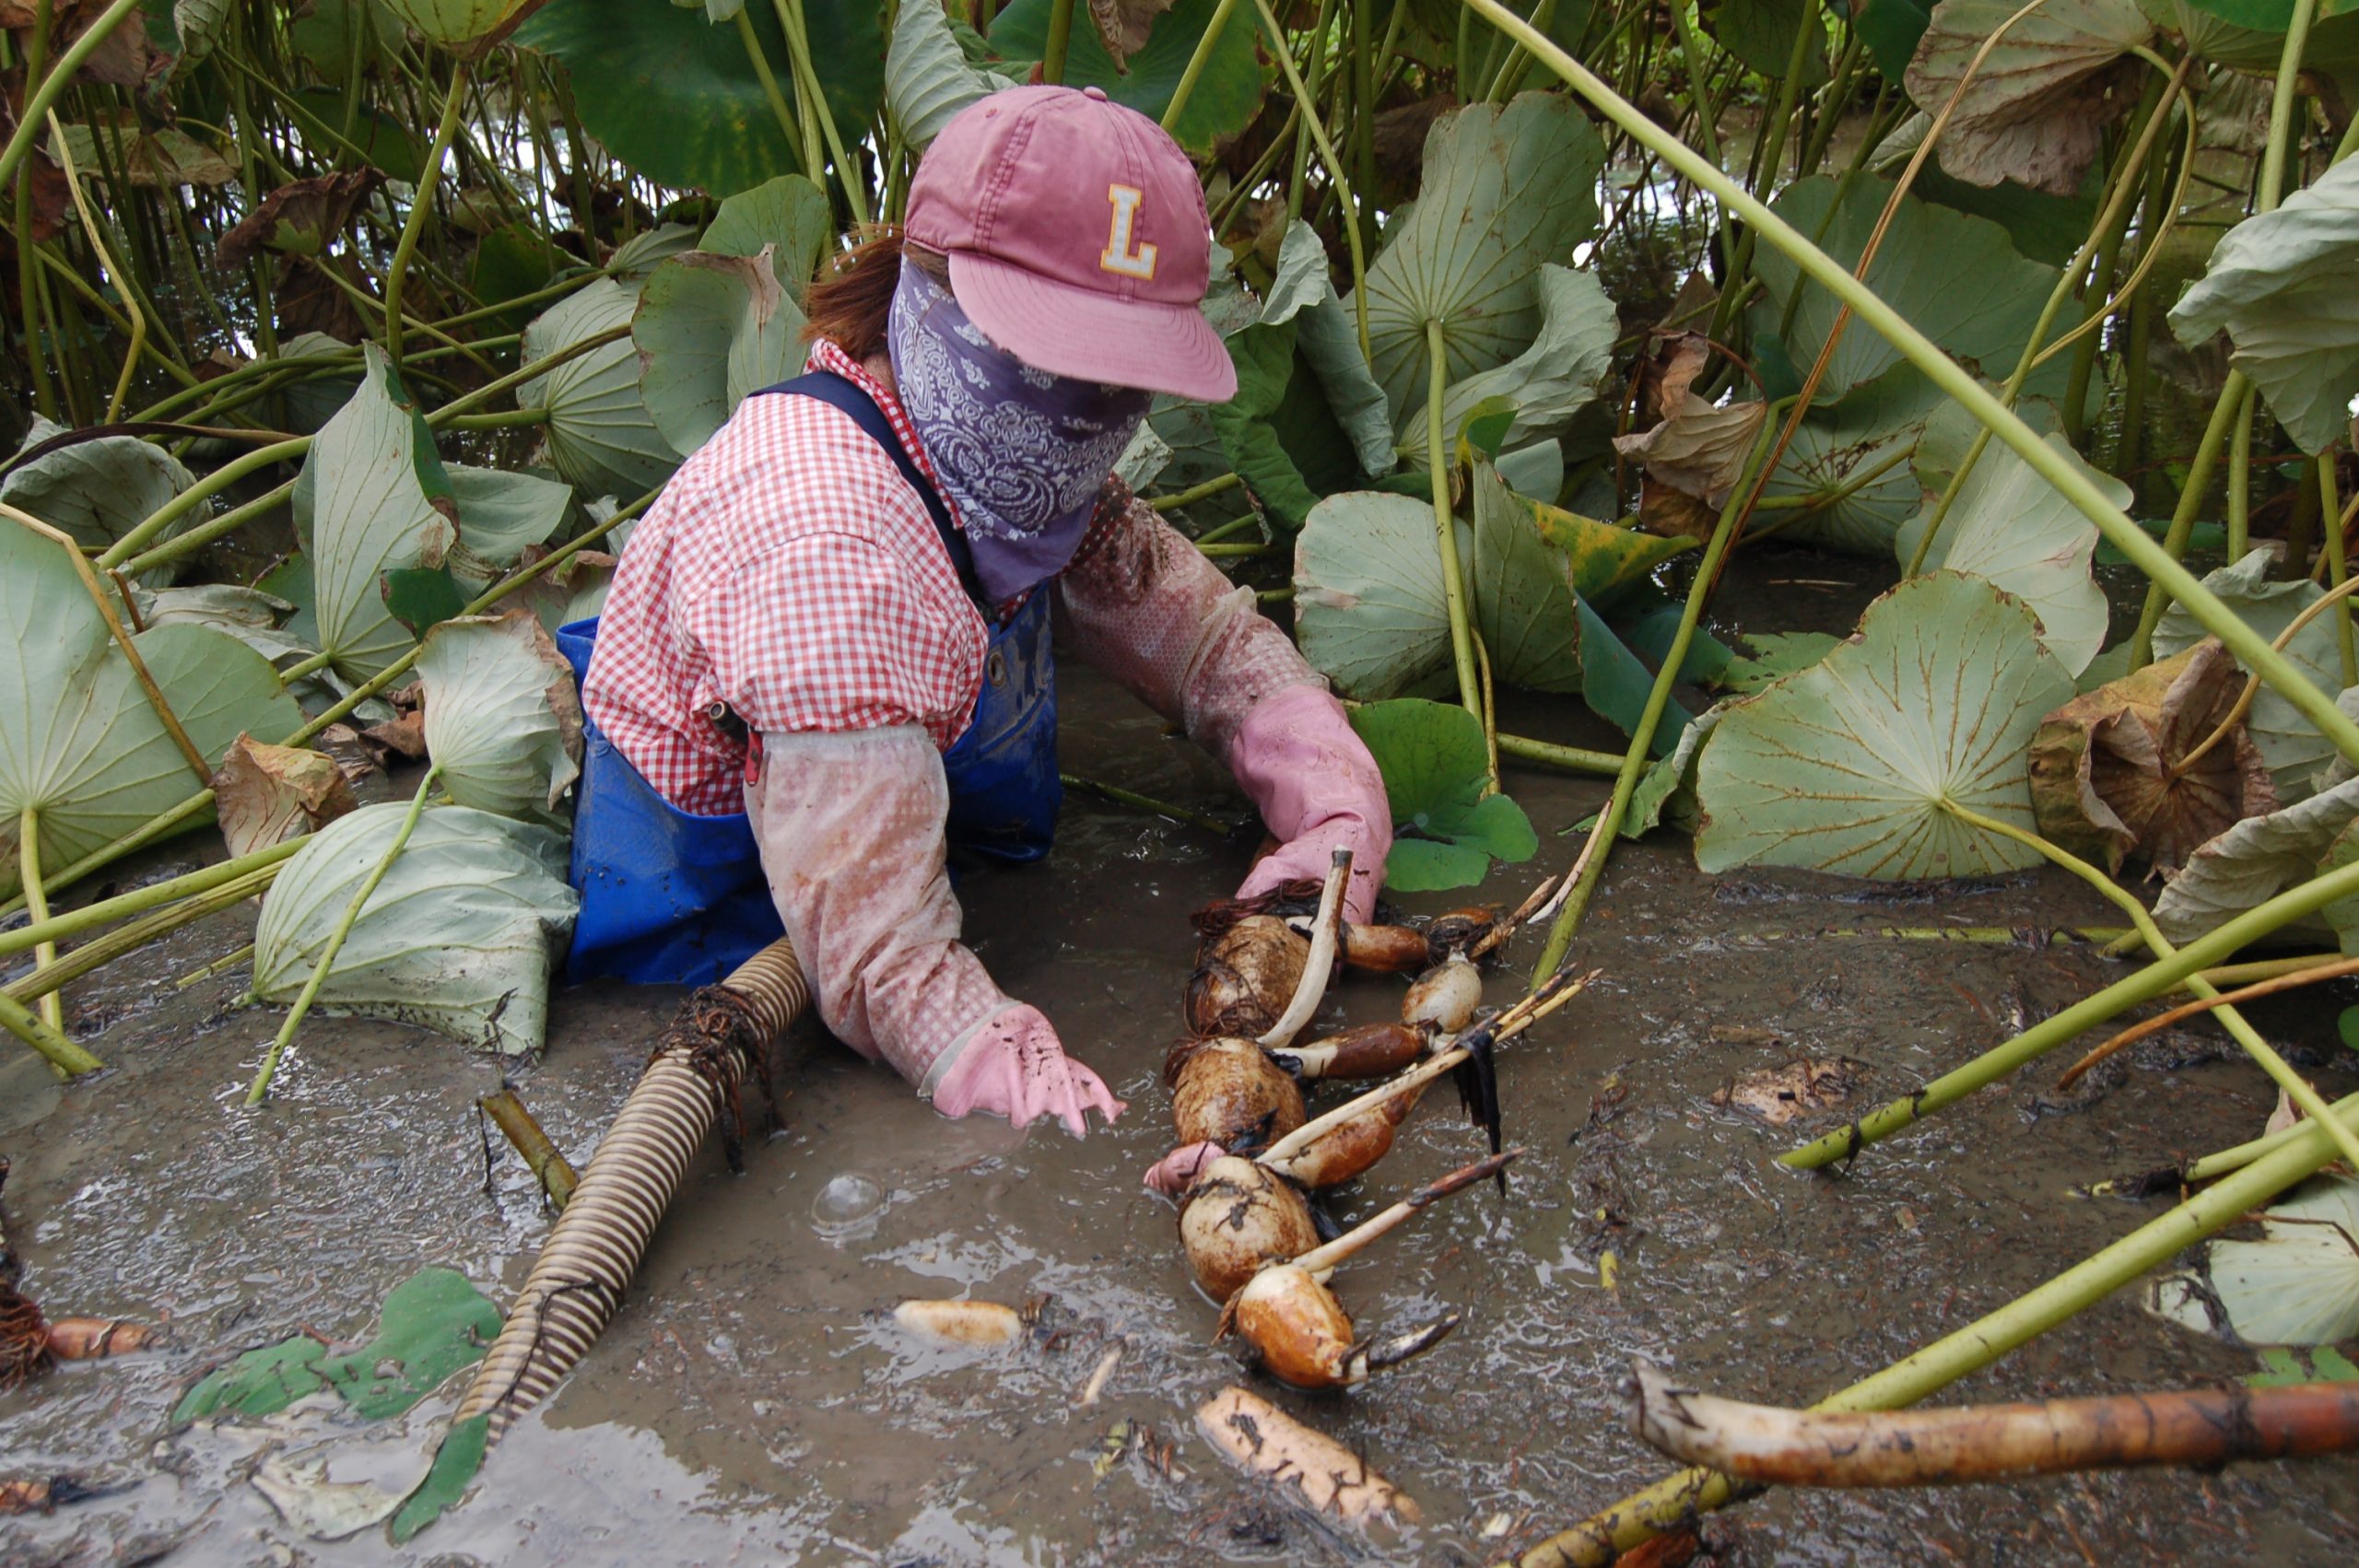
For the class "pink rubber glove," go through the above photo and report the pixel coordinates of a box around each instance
[1227,685,1392,924]
[1143,1141,1226,1199]
[931,1004,1126,1138]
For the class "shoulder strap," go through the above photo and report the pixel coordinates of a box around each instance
[750,369,986,610]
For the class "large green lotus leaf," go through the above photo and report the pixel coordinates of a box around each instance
[1895,432,2114,674]
[1754,176,2067,404]
[605,222,700,283]
[1855,0,1936,76]
[990,0,1262,153]
[1907,162,2102,270]
[1293,490,1461,700]
[1755,373,1930,555]
[1209,322,1324,532]
[2157,0,2359,29]
[1692,572,2075,877]
[252,803,580,1055]
[1469,459,1584,694]
[1579,598,1697,755]
[1263,219,1394,476]
[2155,549,2345,802]
[1346,698,1539,891]
[2167,156,2359,455]
[2151,772,2358,944]
[1355,94,1608,424]
[886,0,1020,149]
[2153,1176,2359,1346]
[2,416,211,587]
[701,173,834,290]
[1903,0,2154,195]
[515,0,883,196]
[417,613,583,823]
[636,249,808,457]
[520,278,683,503]
[445,465,571,574]
[0,525,301,898]
[377,0,547,52]
[1703,0,1830,82]
[299,345,460,685]
[1422,264,1617,451]
[1716,630,1845,695]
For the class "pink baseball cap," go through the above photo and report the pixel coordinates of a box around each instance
[905,85,1237,404]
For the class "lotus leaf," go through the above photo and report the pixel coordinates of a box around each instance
[1855,0,1937,76]
[519,278,683,503]
[1495,439,1563,503]
[252,802,579,1054]
[1904,0,2154,196]
[636,248,808,457]
[1753,177,2068,404]
[1716,631,1843,696]
[605,223,700,282]
[1346,698,1538,891]
[2154,549,2346,802]
[1356,94,1607,422]
[1895,432,2113,674]
[2028,639,2273,873]
[1262,220,1394,475]
[1210,323,1326,530]
[272,332,364,433]
[1624,704,1723,839]
[1615,393,1766,509]
[1703,0,1830,82]
[1577,597,1697,755]
[298,345,460,685]
[445,464,571,578]
[2151,771,2359,944]
[392,1414,490,1543]
[2151,1177,2359,1346]
[514,0,883,196]
[886,0,1020,149]
[1755,378,1930,555]
[2167,156,2359,455]
[417,612,584,823]
[1293,490,1459,700]
[3,416,211,586]
[1692,572,2076,877]
[2325,816,2359,952]
[213,736,358,858]
[1089,0,1179,60]
[376,0,547,53]
[0,522,303,899]
[991,0,1262,152]
[49,120,233,187]
[1420,264,1618,450]
[701,174,834,288]
[1468,459,1583,694]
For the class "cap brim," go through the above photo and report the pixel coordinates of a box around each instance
[947,252,1238,404]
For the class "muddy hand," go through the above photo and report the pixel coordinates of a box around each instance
[933,1005,1126,1136]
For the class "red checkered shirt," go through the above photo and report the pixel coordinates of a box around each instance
[583,339,1123,815]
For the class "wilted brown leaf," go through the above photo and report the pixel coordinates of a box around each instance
[1710,1059,1860,1125]
[211,736,358,857]
[2028,639,2274,875]
[1087,0,1177,65]
[217,170,384,271]
[1616,392,1767,509]
[1,0,158,88]
[1903,0,2153,196]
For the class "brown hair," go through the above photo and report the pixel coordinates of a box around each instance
[801,227,951,359]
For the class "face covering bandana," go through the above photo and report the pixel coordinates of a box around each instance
[886,258,1151,603]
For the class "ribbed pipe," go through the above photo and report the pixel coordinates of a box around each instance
[454,939,810,1442]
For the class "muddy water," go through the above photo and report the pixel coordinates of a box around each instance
[6,546,2359,1566]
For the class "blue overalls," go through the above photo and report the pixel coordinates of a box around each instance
[558,370,1062,987]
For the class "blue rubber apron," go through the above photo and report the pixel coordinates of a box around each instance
[559,370,1062,987]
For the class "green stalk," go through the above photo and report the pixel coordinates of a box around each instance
[1164,0,1246,132]
[1940,800,2359,1172]
[13,0,57,422]
[0,985,99,1077]
[2226,380,2256,562]
[0,837,309,959]
[1042,0,1075,83]
[1152,473,1244,513]
[1515,1096,2359,1567]
[383,59,470,376]
[1496,733,1623,775]
[1251,0,1370,360]
[5,863,282,1009]
[0,0,143,200]
[2260,0,2319,212]
[775,0,869,228]
[247,766,439,1106]
[2324,451,2357,683]
[735,7,815,180]
[1780,851,2359,1169]
[1530,416,1775,982]
[2187,1088,2359,1183]
[1060,773,1235,835]
[18,807,62,1033]
[1459,0,2359,775]
[95,438,310,570]
[1426,320,1482,725]
[2129,371,2248,665]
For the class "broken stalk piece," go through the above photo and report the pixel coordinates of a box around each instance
[1626,1360,2359,1486]
[479,1089,580,1209]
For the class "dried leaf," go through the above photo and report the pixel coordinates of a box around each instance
[1903,0,2154,196]
[1710,1059,1861,1125]
[2028,639,2275,874]
[1087,0,1176,64]
[211,737,358,858]
[1615,393,1767,508]
[217,170,384,271]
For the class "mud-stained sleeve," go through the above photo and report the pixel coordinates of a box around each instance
[1053,477,1324,764]
[745,725,1019,1091]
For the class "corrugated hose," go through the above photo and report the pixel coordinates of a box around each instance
[453,938,810,1443]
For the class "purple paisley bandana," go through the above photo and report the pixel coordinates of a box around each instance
[886,259,1151,603]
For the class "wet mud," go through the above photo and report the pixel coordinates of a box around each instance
[5,545,2358,1566]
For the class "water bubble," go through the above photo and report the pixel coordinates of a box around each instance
[813,1172,885,1235]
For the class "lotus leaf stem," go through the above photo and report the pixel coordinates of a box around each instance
[2321,451,2356,683]
[1059,773,1234,835]
[0,0,144,203]
[775,0,869,229]
[1042,0,1075,83]
[2226,380,2255,562]
[175,943,256,990]
[734,8,813,181]
[2187,1087,2359,1182]
[1425,320,1484,730]
[2259,0,2319,215]
[1165,0,1247,133]
[1250,0,1370,360]
[480,1089,579,1209]
[384,61,471,378]
[247,765,440,1106]
[1495,733,1622,776]
[18,809,61,1035]
[2056,954,2359,1091]
[2129,370,2248,665]
[6,864,282,1010]
[43,110,141,424]
[1457,0,2359,775]
[0,986,98,1079]
[1512,1095,2359,1567]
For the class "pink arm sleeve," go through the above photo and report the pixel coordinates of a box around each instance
[1054,479,1325,764]
[745,725,1015,1092]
